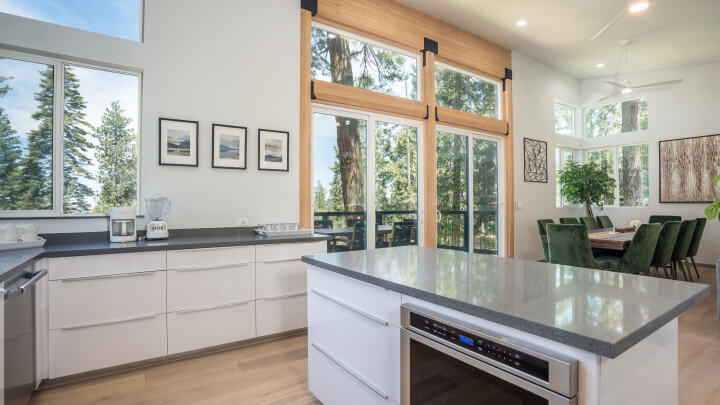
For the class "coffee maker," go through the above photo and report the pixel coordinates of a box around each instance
[109,207,136,242]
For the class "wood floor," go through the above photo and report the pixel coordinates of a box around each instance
[32,266,719,405]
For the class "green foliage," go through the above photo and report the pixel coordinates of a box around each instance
[62,66,94,213]
[558,161,616,217]
[585,97,648,138]
[0,75,23,210]
[705,174,720,223]
[435,64,497,118]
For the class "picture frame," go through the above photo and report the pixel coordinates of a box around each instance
[523,138,548,183]
[659,133,720,203]
[258,129,289,172]
[212,124,247,169]
[159,118,199,167]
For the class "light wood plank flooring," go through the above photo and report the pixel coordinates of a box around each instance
[32,266,719,405]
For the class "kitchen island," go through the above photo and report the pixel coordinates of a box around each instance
[303,246,708,405]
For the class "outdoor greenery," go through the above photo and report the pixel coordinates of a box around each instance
[585,97,648,138]
[0,61,137,213]
[554,103,574,136]
[435,64,498,119]
[705,174,720,223]
[558,161,616,217]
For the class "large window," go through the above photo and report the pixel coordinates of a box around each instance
[0,52,140,215]
[555,147,575,207]
[554,102,575,137]
[312,106,422,251]
[435,63,501,119]
[0,1,142,41]
[584,144,649,207]
[585,97,648,138]
[311,24,419,100]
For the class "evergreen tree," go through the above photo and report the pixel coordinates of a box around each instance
[0,75,22,209]
[312,180,329,212]
[62,66,94,213]
[93,100,137,213]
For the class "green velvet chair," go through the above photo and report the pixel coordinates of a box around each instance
[671,219,697,281]
[596,215,613,229]
[546,224,609,270]
[559,217,579,224]
[579,216,601,230]
[537,219,554,261]
[650,221,681,278]
[686,218,707,279]
[649,215,681,224]
[597,224,661,275]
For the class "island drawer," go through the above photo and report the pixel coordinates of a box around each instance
[255,241,326,263]
[49,270,166,330]
[256,293,307,336]
[166,246,254,270]
[167,263,255,312]
[49,314,167,378]
[307,266,401,327]
[48,251,166,280]
[256,260,306,299]
[167,301,255,355]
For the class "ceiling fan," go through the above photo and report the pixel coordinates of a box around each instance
[590,0,651,41]
[596,39,682,103]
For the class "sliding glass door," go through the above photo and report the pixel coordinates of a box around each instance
[436,126,502,255]
[312,106,422,251]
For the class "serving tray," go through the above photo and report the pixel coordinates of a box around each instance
[0,237,46,252]
[254,228,314,238]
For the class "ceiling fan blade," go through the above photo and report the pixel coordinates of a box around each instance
[631,80,683,89]
[590,9,627,41]
[596,91,621,104]
[604,81,627,88]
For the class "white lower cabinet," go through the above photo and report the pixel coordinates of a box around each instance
[256,293,307,337]
[167,263,255,312]
[167,301,256,355]
[49,314,167,378]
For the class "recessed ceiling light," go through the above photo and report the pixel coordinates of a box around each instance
[516,19,528,27]
[621,87,633,94]
[629,0,649,13]
[596,63,606,68]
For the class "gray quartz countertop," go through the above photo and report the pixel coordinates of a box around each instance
[302,246,709,358]
[0,227,329,281]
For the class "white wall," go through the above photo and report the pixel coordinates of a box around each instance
[512,51,583,260]
[0,0,301,232]
[580,62,720,265]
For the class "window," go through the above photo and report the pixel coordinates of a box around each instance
[0,1,142,41]
[311,24,419,100]
[584,97,648,138]
[555,147,575,207]
[583,144,649,207]
[554,102,575,137]
[435,63,501,119]
[0,52,140,215]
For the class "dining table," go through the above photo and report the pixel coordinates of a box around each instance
[314,225,394,238]
[587,228,635,251]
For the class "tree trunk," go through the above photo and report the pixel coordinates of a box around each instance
[621,145,642,206]
[585,201,593,217]
[621,99,640,132]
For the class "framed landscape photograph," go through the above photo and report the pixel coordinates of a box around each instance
[159,118,199,166]
[212,124,247,169]
[659,134,720,203]
[258,129,289,171]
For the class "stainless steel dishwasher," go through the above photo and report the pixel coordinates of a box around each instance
[3,268,46,405]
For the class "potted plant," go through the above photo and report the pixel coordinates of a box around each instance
[705,174,720,222]
[558,161,616,217]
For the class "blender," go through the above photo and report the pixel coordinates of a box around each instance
[145,195,172,240]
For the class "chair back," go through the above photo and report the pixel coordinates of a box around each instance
[687,218,707,257]
[596,215,613,229]
[350,222,366,250]
[580,216,600,230]
[314,218,332,229]
[546,224,608,270]
[559,217,579,224]
[649,215,681,224]
[391,222,414,247]
[672,220,697,261]
[537,219,554,261]
[617,223,662,274]
[651,221,681,268]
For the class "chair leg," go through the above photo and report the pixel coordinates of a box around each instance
[690,256,700,279]
[677,260,690,281]
[670,262,677,279]
[662,265,670,279]
[683,259,693,281]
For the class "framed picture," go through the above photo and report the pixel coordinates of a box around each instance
[523,138,548,183]
[258,129,289,171]
[659,134,720,203]
[212,124,247,169]
[159,118,198,167]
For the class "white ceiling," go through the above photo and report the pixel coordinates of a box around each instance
[395,0,720,79]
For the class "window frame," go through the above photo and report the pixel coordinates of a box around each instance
[555,146,577,207]
[582,142,649,208]
[310,22,422,101]
[434,61,503,120]
[553,101,576,138]
[0,49,143,218]
[582,96,648,139]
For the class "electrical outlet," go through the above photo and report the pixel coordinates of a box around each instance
[236,217,249,226]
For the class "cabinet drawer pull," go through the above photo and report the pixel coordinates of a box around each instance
[259,292,306,302]
[61,314,159,330]
[175,300,253,315]
[258,258,300,264]
[311,289,388,326]
[60,271,156,282]
[174,263,249,272]
[311,342,389,400]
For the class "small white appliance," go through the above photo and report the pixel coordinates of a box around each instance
[109,207,137,243]
[145,195,172,240]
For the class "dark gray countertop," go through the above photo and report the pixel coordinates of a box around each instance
[302,246,709,358]
[0,227,329,281]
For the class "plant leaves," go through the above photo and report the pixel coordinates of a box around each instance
[705,201,720,220]
[713,174,720,184]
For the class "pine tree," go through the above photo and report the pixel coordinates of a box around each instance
[93,100,137,213]
[312,180,329,212]
[0,75,22,209]
[62,66,94,213]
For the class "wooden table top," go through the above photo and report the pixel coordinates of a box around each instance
[587,228,635,251]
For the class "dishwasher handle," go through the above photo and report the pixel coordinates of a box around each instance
[2,269,47,299]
